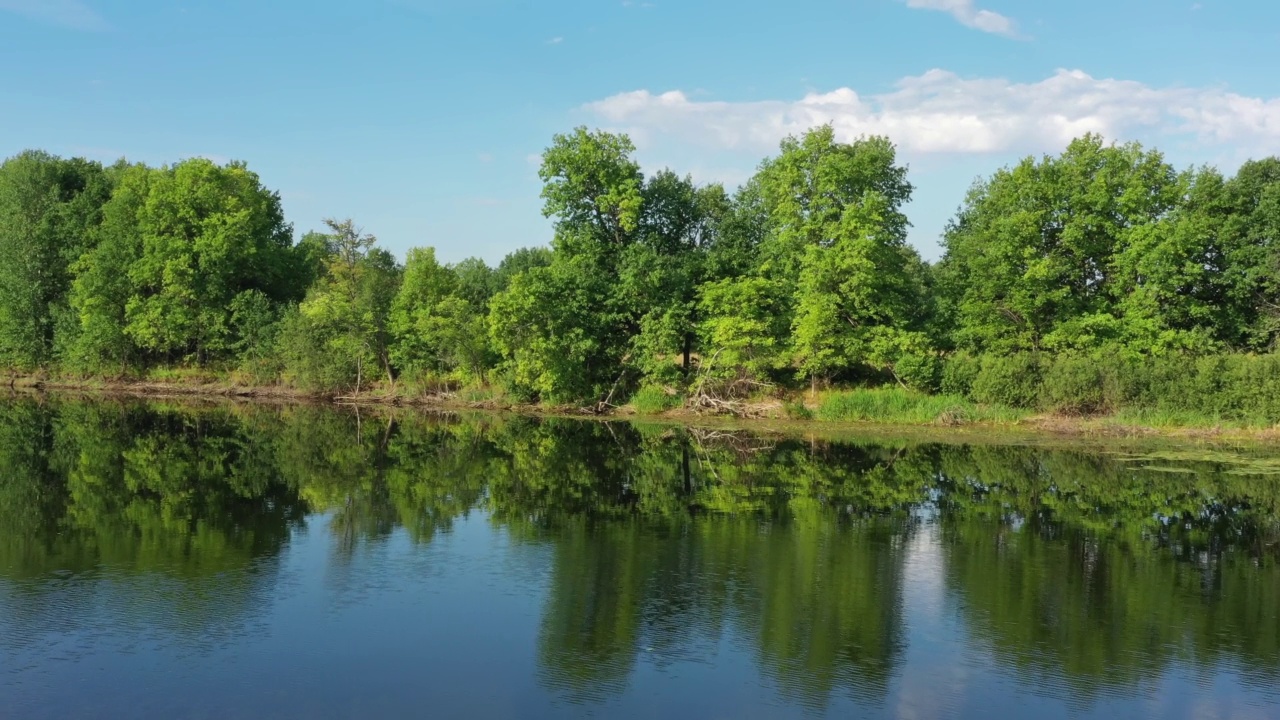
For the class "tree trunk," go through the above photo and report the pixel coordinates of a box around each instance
[382,349,395,393]
[682,333,692,378]
[681,444,692,495]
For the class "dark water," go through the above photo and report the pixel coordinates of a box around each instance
[1,399,1279,719]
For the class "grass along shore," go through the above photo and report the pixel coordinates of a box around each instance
[11,371,1280,443]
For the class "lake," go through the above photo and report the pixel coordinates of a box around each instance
[1,398,1278,719]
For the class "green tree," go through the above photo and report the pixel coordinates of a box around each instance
[63,162,153,373]
[120,159,296,363]
[1220,158,1280,349]
[388,248,494,384]
[0,151,112,369]
[450,256,499,309]
[696,275,790,392]
[281,219,401,392]
[754,126,913,293]
[625,171,725,384]
[489,256,626,403]
[540,127,644,253]
[489,129,649,403]
[389,247,459,377]
[790,194,933,388]
[494,246,553,291]
[940,135,1184,353]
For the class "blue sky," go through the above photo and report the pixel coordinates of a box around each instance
[2,0,1279,263]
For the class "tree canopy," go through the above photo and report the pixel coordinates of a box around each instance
[3,128,1280,413]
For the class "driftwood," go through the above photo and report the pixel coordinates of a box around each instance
[684,348,776,417]
[687,377,774,418]
[688,427,777,454]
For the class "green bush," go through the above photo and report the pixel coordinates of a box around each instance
[946,350,1280,424]
[1174,354,1280,423]
[970,353,1044,409]
[894,349,941,393]
[1039,354,1105,414]
[940,351,981,397]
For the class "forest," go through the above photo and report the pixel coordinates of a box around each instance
[3,126,1280,422]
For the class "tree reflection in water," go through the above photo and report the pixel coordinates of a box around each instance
[0,397,1277,712]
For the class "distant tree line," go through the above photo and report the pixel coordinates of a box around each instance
[3,128,1280,413]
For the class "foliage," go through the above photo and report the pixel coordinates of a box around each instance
[120,159,295,363]
[489,256,625,403]
[939,351,982,397]
[969,353,1046,409]
[63,162,153,373]
[0,151,112,369]
[815,387,1025,425]
[939,135,1185,354]
[6,130,1280,418]
[281,219,400,392]
[696,275,789,386]
[1038,353,1107,414]
[790,195,926,384]
[627,385,681,415]
[389,247,458,376]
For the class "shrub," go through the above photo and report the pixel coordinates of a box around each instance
[893,348,941,393]
[1039,354,1106,414]
[940,351,981,397]
[970,353,1044,408]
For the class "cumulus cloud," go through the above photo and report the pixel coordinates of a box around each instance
[0,0,108,30]
[903,0,1018,37]
[583,69,1280,158]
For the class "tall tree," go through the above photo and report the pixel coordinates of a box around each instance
[389,247,460,377]
[626,171,726,383]
[0,151,112,369]
[490,128,648,403]
[697,126,918,387]
[287,219,400,392]
[489,255,625,403]
[1221,158,1280,349]
[539,127,644,256]
[109,158,296,364]
[64,162,153,373]
[790,195,934,389]
[940,134,1183,353]
[754,126,913,292]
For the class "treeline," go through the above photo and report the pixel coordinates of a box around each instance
[3,129,1280,416]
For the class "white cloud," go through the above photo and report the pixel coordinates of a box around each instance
[583,69,1280,159]
[0,0,108,30]
[547,36,563,45]
[903,0,1019,38]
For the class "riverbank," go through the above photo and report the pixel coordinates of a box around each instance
[10,374,1280,445]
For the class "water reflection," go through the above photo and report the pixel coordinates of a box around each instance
[0,397,1278,717]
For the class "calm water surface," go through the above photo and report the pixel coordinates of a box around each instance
[1,398,1279,719]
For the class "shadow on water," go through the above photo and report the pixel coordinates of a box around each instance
[0,396,1278,716]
